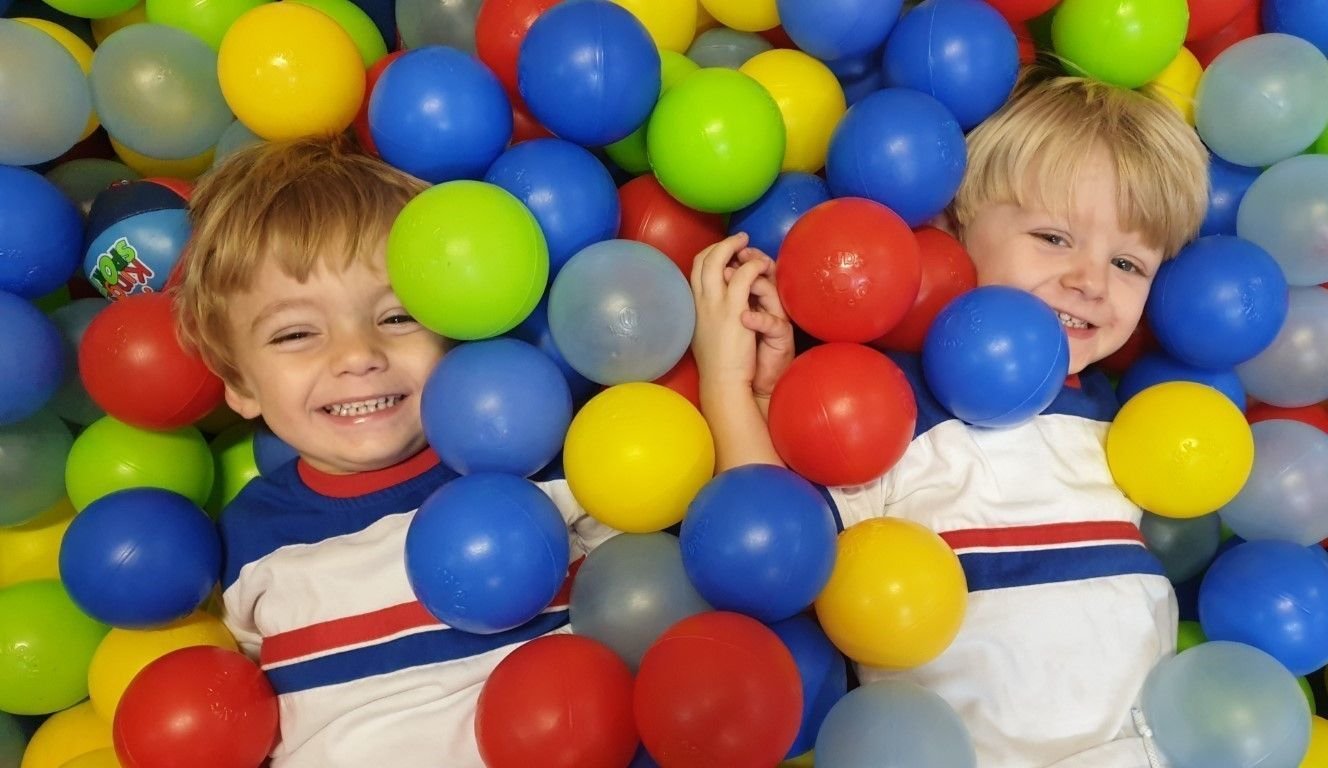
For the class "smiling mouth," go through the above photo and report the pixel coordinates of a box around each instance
[1056,311,1094,330]
[322,395,404,417]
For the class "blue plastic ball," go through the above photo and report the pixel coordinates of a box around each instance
[1263,0,1328,57]
[1199,539,1328,676]
[815,680,977,768]
[421,338,572,477]
[252,423,298,475]
[58,488,221,629]
[922,286,1069,428]
[1200,155,1262,238]
[405,473,570,634]
[548,239,695,385]
[679,465,837,623]
[769,614,848,760]
[0,291,66,426]
[507,295,600,405]
[1117,352,1245,409]
[777,0,902,61]
[484,139,621,276]
[369,46,513,183]
[82,180,190,301]
[882,0,1019,130]
[826,88,966,227]
[0,166,82,299]
[728,172,831,258]
[518,0,660,147]
[1146,235,1289,370]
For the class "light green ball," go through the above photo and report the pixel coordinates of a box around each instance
[0,580,109,715]
[387,181,549,341]
[206,421,259,518]
[145,0,267,50]
[292,0,387,66]
[606,51,701,175]
[1176,620,1206,653]
[65,416,215,511]
[1051,0,1189,89]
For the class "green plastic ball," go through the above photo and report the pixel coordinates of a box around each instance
[646,67,785,213]
[0,580,109,714]
[387,181,549,341]
[144,0,266,49]
[65,416,215,511]
[40,0,139,20]
[1051,0,1189,89]
[292,0,387,66]
[606,51,701,175]
[205,421,259,518]
[1176,619,1206,653]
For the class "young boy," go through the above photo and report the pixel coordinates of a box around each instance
[173,135,617,767]
[691,68,1210,767]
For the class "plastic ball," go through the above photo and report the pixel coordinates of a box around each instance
[0,20,92,166]
[1117,352,1245,409]
[87,610,237,721]
[1247,402,1328,433]
[1149,45,1203,125]
[815,680,976,768]
[825,88,966,228]
[294,0,387,67]
[110,137,215,181]
[485,139,621,275]
[685,27,772,69]
[252,423,298,475]
[769,615,849,760]
[206,422,259,516]
[44,158,139,216]
[81,179,189,300]
[369,46,512,184]
[518,0,659,147]
[0,497,74,587]
[40,0,136,17]
[883,0,1020,130]
[506,295,600,406]
[476,634,638,768]
[873,226,978,354]
[112,646,278,768]
[91,24,233,160]
[0,291,66,426]
[1189,0,1256,42]
[217,2,365,141]
[62,748,120,768]
[1201,155,1261,238]
[634,611,802,768]
[647,67,786,213]
[680,464,837,623]
[351,50,403,156]
[1218,420,1328,546]
[1196,33,1328,168]
[65,416,215,511]
[728,172,830,260]
[1191,2,1260,67]
[395,0,482,51]
[984,0,1057,22]
[47,300,106,426]
[739,49,846,172]
[475,0,561,95]
[777,197,922,343]
[1237,154,1328,287]
[20,701,112,768]
[775,0,901,60]
[698,0,778,33]
[604,49,699,175]
[611,0,695,53]
[563,383,714,533]
[1139,511,1222,584]
[1263,0,1328,57]
[922,286,1069,428]
[387,180,548,340]
[1236,286,1328,407]
[617,173,726,275]
[0,163,82,300]
[0,713,22,768]
[1107,381,1254,518]
[405,473,569,634]
[420,338,572,477]
[0,580,109,715]
[1052,0,1189,88]
[143,0,263,50]
[548,239,695,385]
[0,411,72,527]
[768,343,917,486]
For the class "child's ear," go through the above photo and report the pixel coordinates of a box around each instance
[224,380,262,420]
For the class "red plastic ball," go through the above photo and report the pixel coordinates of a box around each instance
[654,349,701,411]
[1190,2,1261,67]
[78,292,224,430]
[113,646,278,768]
[353,50,408,156]
[985,0,1059,22]
[777,197,921,343]
[634,612,801,768]
[768,343,916,486]
[873,226,976,354]
[618,174,727,276]
[1247,402,1328,433]
[476,634,638,768]
[476,0,563,96]
[511,97,555,145]
[1187,0,1256,41]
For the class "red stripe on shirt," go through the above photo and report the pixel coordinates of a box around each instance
[940,521,1143,551]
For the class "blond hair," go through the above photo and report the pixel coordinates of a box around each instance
[173,134,428,385]
[952,65,1209,260]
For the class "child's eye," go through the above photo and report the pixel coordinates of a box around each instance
[382,313,418,326]
[270,331,312,345]
[1034,232,1067,247]
[1112,256,1142,275]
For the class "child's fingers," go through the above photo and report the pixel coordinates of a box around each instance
[749,275,788,320]
[741,309,793,340]
[692,232,749,299]
[726,256,773,312]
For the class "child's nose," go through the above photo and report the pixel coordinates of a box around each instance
[331,329,388,375]
[1062,257,1108,299]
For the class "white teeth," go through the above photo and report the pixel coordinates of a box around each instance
[323,396,402,417]
[1057,311,1090,330]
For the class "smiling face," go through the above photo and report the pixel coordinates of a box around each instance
[959,147,1165,375]
[223,250,446,474]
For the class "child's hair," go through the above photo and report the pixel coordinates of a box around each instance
[951,64,1209,260]
[173,133,428,385]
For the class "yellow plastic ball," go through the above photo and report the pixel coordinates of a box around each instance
[59,748,121,768]
[1302,716,1328,767]
[14,18,100,140]
[814,517,967,669]
[563,382,715,533]
[110,137,215,180]
[1148,46,1202,126]
[91,2,148,45]
[1106,381,1254,519]
[87,610,237,721]
[612,0,695,53]
[694,0,720,34]
[217,2,365,141]
[699,0,778,32]
[740,48,846,173]
[19,701,112,768]
[0,497,75,588]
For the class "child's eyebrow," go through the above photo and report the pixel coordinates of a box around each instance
[250,299,318,333]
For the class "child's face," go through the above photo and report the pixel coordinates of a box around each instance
[959,148,1165,375]
[222,249,446,475]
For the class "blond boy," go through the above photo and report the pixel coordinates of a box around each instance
[174,135,615,767]
[691,68,1210,767]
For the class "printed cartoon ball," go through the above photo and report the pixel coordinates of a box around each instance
[82,179,190,302]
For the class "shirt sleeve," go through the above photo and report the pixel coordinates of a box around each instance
[826,469,896,530]
[220,579,264,662]
[534,477,621,559]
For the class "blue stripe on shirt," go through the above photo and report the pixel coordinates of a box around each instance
[958,544,1165,592]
